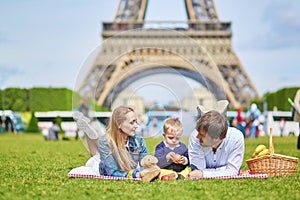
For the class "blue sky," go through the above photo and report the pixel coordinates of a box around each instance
[0,0,299,101]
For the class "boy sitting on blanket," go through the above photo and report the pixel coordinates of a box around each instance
[188,100,245,179]
[154,118,191,180]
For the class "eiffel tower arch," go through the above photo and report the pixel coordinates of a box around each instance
[77,0,259,109]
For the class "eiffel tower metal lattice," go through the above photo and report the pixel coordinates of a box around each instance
[77,0,259,108]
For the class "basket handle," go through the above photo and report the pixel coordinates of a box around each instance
[269,128,274,155]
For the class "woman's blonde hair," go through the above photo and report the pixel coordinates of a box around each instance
[106,106,136,171]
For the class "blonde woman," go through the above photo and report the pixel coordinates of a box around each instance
[98,106,159,181]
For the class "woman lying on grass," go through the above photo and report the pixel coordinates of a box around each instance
[99,105,162,181]
[74,106,160,181]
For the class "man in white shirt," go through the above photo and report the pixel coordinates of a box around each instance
[188,102,244,179]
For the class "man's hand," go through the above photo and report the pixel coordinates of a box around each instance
[188,169,203,180]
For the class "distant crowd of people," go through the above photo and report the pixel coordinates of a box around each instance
[230,103,262,139]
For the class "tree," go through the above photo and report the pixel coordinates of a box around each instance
[25,112,40,133]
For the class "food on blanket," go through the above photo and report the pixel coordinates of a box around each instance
[239,170,250,176]
[161,175,171,181]
[251,144,270,158]
[159,169,178,180]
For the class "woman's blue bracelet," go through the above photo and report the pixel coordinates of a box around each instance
[132,170,137,178]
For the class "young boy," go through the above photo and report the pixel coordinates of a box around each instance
[154,117,190,179]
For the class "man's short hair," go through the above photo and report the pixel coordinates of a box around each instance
[195,110,228,139]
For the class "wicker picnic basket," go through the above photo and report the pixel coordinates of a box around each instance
[246,128,298,176]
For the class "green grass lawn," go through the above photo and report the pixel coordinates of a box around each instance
[0,133,299,200]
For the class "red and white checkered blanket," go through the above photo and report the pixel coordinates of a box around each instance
[202,170,268,180]
[67,167,268,180]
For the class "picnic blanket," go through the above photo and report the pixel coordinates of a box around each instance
[68,166,142,181]
[68,166,268,181]
[202,170,268,180]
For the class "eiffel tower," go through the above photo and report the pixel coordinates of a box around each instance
[77,0,259,109]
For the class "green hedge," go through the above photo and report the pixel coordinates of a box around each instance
[28,87,74,111]
[0,88,29,111]
[0,87,107,112]
[0,87,81,112]
[264,87,299,111]
[2,86,298,112]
